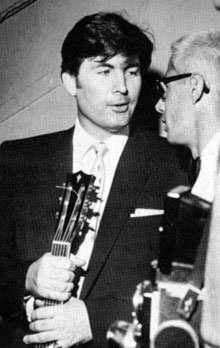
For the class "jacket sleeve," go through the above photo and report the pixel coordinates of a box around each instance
[0,144,26,323]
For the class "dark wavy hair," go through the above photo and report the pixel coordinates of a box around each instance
[61,12,154,78]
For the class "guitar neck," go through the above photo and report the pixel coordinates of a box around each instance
[51,240,71,257]
[35,172,96,348]
[34,242,71,348]
[43,241,71,306]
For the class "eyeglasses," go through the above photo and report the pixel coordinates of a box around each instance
[156,73,193,98]
[160,73,192,86]
[145,74,191,98]
[153,73,209,97]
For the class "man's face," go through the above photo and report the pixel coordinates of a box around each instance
[155,70,196,147]
[74,54,142,139]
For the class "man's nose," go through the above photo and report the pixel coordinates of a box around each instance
[113,73,128,95]
[155,98,165,114]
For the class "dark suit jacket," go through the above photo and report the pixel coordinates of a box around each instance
[0,125,189,348]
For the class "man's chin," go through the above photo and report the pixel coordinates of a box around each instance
[106,118,131,134]
[167,132,177,145]
[107,124,129,134]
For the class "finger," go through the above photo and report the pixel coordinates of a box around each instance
[37,288,72,302]
[31,306,55,321]
[52,256,75,271]
[23,330,57,345]
[34,299,44,307]
[70,254,86,268]
[46,279,74,294]
[51,255,85,271]
[50,269,74,283]
[29,318,55,332]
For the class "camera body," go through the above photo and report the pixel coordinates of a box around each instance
[107,186,211,348]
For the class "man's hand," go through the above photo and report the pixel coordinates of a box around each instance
[23,297,92,348]
[25,253,85,301]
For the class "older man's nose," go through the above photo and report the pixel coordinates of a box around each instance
[155,98,165,114]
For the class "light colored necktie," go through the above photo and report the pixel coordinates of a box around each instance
[72,142,108,296]
[90,142,108,233]
[91,142,108,195]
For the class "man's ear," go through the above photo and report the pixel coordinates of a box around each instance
[62,72,77,96]
[190,74,206,104]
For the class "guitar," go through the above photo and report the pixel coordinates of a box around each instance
[35,171,97,348]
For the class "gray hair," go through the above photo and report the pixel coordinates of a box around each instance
[168,30,220,90]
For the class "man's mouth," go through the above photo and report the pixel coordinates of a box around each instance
[109,103,129,113]
[161,118,168,132]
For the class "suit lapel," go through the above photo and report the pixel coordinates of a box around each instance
[44,126,74,218]
[80,128,153,298]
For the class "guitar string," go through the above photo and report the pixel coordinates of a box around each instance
[63,180,94,243]
[62,185,85,242]
[53,186,72,241]
[53,184,79,241]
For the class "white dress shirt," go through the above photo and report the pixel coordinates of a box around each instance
[191,130,220,203]
[73,118,129,295]
[73,118,129,213]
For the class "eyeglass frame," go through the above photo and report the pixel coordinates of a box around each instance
[160,73,192,86]
[155,73,209,97]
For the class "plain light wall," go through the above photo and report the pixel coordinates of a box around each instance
[0,0,220,142]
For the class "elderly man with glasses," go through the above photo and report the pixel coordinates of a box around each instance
[155,29,220,347]
[156,30,220,204]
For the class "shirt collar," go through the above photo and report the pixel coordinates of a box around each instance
[73,118,129,167]
[103,125,129,157]
[192,130,220,202]
[201,130,220,163]
[73,118,98,160]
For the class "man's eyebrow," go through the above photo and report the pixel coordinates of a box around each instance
[125,61,140,68]
[124,56,140,65]
[91,58,140,69]
[92,60,113,69]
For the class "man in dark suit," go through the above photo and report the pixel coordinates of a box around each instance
[0,12,189,348]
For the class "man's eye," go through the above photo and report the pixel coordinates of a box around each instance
[126,68,140,76]
[98,69,110,75]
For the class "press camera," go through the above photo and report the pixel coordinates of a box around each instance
[107,186,211,348]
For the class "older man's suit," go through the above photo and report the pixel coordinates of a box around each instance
[0,124,189,348]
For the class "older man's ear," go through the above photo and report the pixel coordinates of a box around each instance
[155,97,165,115]
[190,74,207,104]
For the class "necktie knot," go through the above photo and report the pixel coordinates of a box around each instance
[94,142,108,157]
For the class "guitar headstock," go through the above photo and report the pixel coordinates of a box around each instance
[52,171,98,256]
